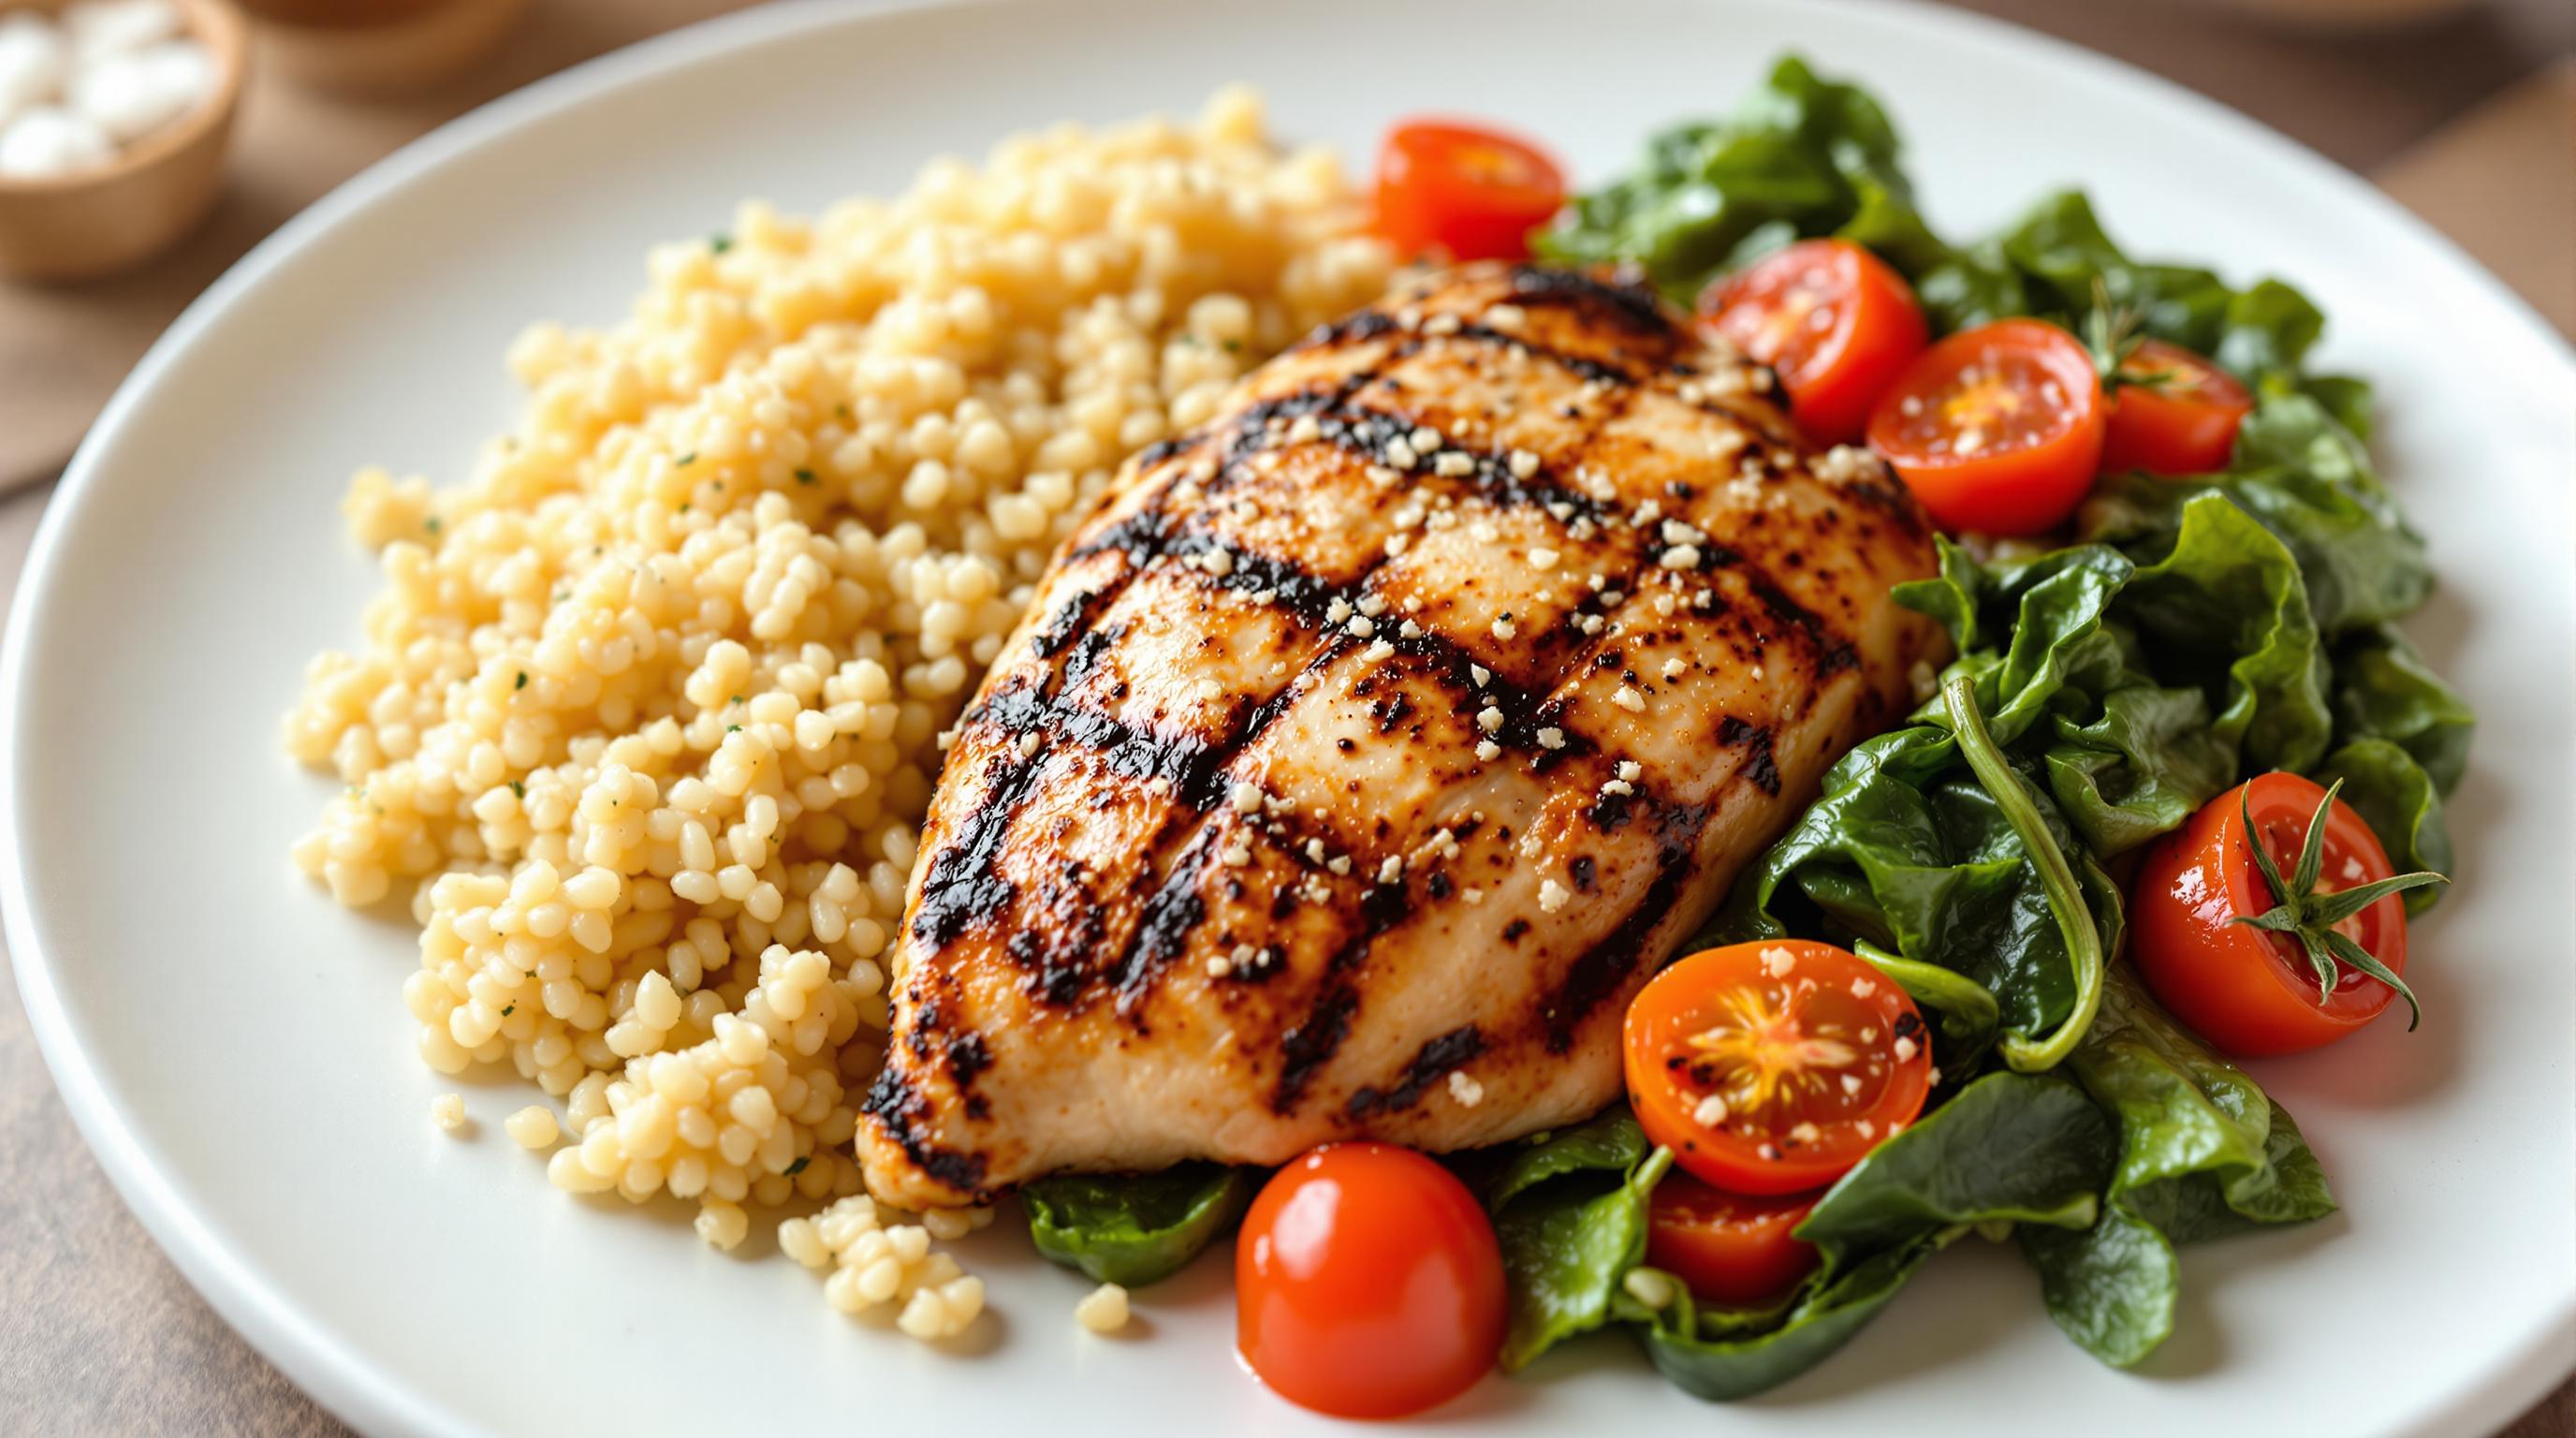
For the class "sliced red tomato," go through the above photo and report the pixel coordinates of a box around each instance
[2131,772,2427,1057]
[1372,119,1566,264]
[1865,317,2107,535]
[1236,1143,1505,1419]
[1624,940,1933,1196]
[1697,239,1928,445]
[2100,338,2255,476]
[1647,1171,1822,1310]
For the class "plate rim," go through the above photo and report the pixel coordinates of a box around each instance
[4,1,2569,1434]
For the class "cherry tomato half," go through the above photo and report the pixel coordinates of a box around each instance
[2100,338,2255,477]
[1866,317,2108,535]
[1236,1143,1505,1419]
[2131,772,2410,1057]
[1647,1171,1822,1310]
[1698,239,1928,445]
[1624,940,1933,1196]
[1373,119,1567,264]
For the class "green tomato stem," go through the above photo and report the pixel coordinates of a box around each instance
[1941,675,2105,1072]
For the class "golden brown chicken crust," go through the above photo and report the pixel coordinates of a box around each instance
[858,264,1943,1207]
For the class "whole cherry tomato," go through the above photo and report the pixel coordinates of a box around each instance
[1699,238,1928,445]
[2132,771,2434,1057]
[1373,119,1567,264]
[1236,1142,1505,1418]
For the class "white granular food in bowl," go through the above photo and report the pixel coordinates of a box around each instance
[283,89,1392,1340]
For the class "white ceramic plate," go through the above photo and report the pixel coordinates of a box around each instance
[8,1,2571,1433]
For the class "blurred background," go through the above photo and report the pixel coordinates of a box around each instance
[0,0,2567,1432]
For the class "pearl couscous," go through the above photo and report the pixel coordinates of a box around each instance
[503,1105,559,1150]
[285,91,1391,1342]
[1074,1282,1132,1335]
[778,1194,1000,1340]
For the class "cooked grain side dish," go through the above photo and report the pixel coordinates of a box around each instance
[284,90,1390,1339]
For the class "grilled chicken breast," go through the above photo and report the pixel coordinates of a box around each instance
[857,263,1943,1208]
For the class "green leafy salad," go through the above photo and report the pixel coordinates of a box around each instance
[1019,54,2471,1404]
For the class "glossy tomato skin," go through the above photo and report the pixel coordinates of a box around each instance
[1647,1171,1822,1309]
[1866,317,2107,535]
[1236,1143,1505,1419]
[2100,338,2255,476]
[1373,120,1566,264]
[1624,940,1933,1196]
[2131,772,2409,1057]
[1699,239,1927,445]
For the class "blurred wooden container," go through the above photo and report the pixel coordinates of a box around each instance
[2175,0,2480,27]
[238,0,529,95]
[0,0,249,282]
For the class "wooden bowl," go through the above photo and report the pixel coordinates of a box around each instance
[238,0,529,96]
[0,0,248,283]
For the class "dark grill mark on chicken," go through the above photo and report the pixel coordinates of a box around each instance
[856,264,1946,1207]
[907,752,1045,948]
[1742,568,1862,677]
[1715,715,1784,798]
[1276,984,1362,1114]
[1080,392,1628,568]
[1543,838,1700,1053]
[945,1032,993,1088]
[1347,1026,1487,1117]
[1117,831,1215,1011]
[1506,263,1670,332]
[859,1065,988,1195]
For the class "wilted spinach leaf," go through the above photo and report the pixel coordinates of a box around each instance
[1487,1104,1650,1209]
[2082,394,2430,638]
[1638,1240,1939,1401]
[1796,1072,2112,1256]
[2020,1201,2176,1367]
[1898,492,2338,852]
[1709,720,2126,1038]
[2019,968,2335,1365]
[1022,1164,1255,1287]
[1484,1108,1668,1371]
[2316,739,2455,913]
[1537,56,1925,301]
[2329,624,2474,796]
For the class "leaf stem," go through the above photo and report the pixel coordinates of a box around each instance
[1631,1145,1676,1198]
[1851,939,2001,1051]
[1941,675,2106,1072]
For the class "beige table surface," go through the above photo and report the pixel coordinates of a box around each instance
[1,2,2569,1433]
